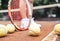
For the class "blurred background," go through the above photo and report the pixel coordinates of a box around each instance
[0,0,60,21]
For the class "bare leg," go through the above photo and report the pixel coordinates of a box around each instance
[28,0,33,19]
[19,0,33,19]
[19,0,31,30]
[19,0,27,18]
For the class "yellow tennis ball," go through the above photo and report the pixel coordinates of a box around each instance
[29,23,41,36]
[54,24,60,34]
[6,24,16,33]
[0,24,8,37]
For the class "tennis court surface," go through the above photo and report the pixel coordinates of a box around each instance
[0,21,60,41]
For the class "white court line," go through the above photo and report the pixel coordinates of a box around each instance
[42,31,58,41]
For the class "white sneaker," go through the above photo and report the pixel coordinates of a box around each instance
[20,18,30,30]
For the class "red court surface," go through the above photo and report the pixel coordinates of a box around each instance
[0,21,60,41]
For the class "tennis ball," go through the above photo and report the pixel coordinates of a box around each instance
[29,23,41,36]
[0,24,8,37]
[6,24,16,33]
[54,24,60,34]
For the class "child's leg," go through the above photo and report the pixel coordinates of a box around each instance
[19,0,27,18]
[19,0,31,30]
[20,0,33,18]
[19,0,41,31]
[27,0,33,19]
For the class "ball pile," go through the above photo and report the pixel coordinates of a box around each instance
[54,24,60,35]
[0,24,16,37]
[0,22,41,37]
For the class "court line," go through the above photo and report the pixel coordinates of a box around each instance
[41,31,58,41]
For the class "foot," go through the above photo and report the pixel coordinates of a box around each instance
[18,18,41,31]
[20,18,30,30]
